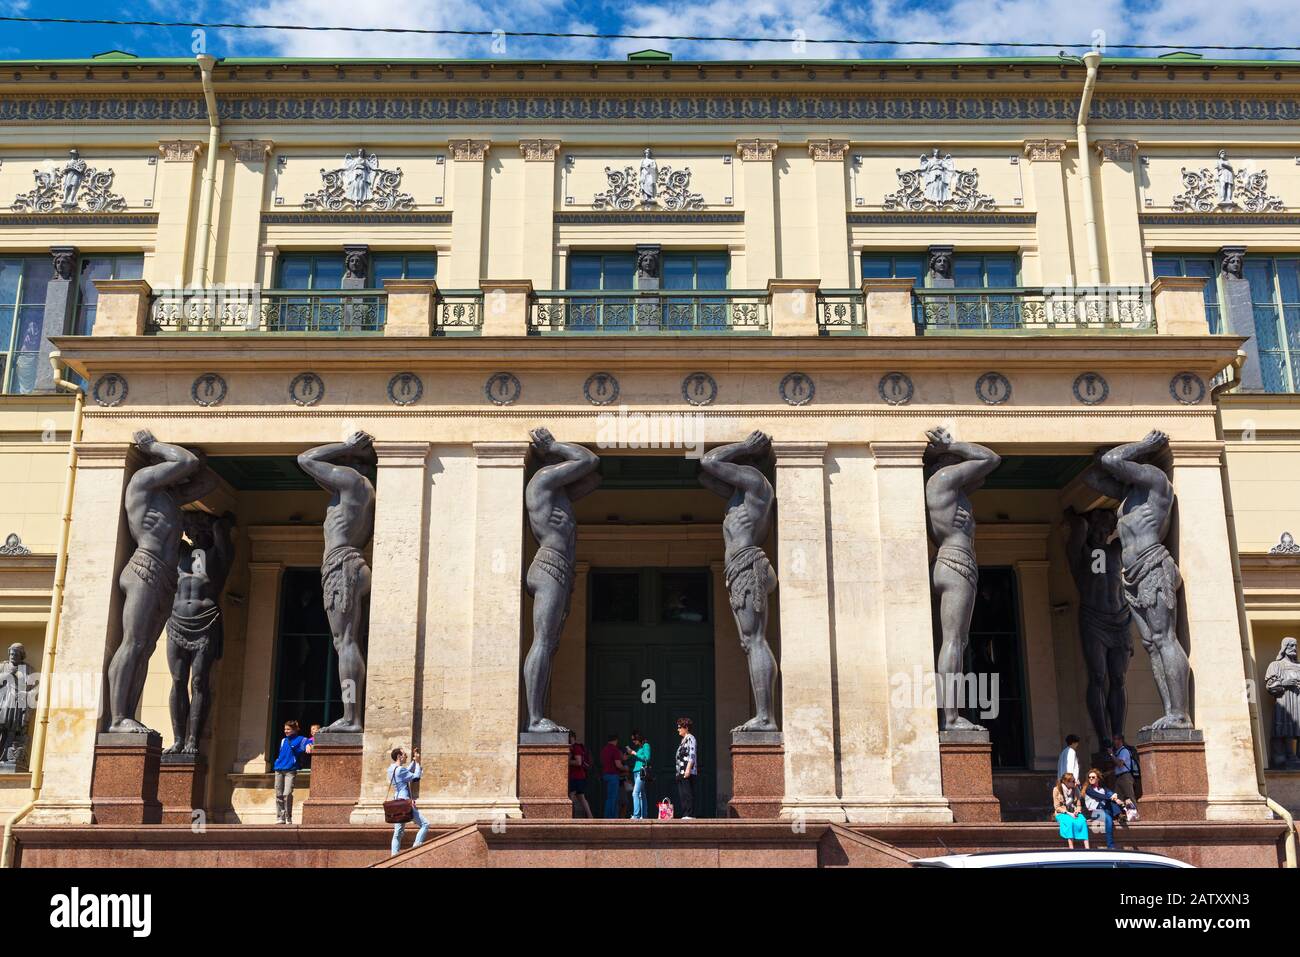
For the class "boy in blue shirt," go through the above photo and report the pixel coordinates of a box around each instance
[273,720,313,824]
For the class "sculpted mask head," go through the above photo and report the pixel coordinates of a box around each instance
[929,250,953,279]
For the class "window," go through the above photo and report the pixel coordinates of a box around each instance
[1152,255,1222,333]
[861,253,926,285]
[371,252,436,286]
[276,252,436,289]
[860,252,1016,288]
[269,567,341,755]
[0,256,54,395]
[74,254,143,336]
[567,251,730,330]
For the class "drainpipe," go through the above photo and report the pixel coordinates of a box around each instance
[1076,51,1103,286]
[1265,798,1297,868]
[1,354,85,868]
[195,54,221,288]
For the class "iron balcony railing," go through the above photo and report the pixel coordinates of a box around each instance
[530,289,769,334]
[147,288,484,335]
[817,289,865,333]
[913,286,1154,334]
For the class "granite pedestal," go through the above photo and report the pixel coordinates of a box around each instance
[91,731,163,825]
[158,752,208,825]
[517,732,573,819]
[728,731,785,818]
[301,732,362,825]
[938,729,1002,823]
[1135,728,1208,821]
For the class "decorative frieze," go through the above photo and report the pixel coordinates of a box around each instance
[807,139,849,162]
[302,149,414,212]
[10,149,127,213]
[883,150,996,212]
[1172,149,1284,213]
[736,139,779,161]
[519,139,561,162]
[449,139,490,162]
[593,149,703,211]
[158,140,203,163]
[1023,139,1065,162]
[1095,139,1137,163]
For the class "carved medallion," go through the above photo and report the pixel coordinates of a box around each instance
[302,149,415,212]
[682,372,718,407]
[975,372,1012,405]
[1270,532,1300,556]
[387,372,424,407]
[1169,372,1206,405]
[584,372,621,406]
[878,372,915,406]
[191,373,228,407]
[288,373,325,407]
[485,372,521,406]
[92,373,128,407]
[779,372,815,407]
[0,534,30,557]
[1072,372,1109,406]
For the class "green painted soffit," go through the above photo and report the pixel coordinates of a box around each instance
[4,55,1300,69]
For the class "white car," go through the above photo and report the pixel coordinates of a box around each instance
[912,850,1194,869]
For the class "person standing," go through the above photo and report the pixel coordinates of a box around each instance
[1110,733,1139,804]
[568,731,593,818]
[1057,734,1081,784]
[599,733,625,819]
[626,730,652,819]
[273,720,313,824]
[388,746,429,857]
[674,717,699,819]
[1052,772,1090,850]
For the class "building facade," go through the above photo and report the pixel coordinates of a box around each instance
[1,50,1298,855]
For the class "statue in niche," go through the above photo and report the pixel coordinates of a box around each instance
[298,432,376,733]
[1216,150,1235,206]
[1063,503,1133,744]
[164,511,235,755]
[108,432,213,733]
[639,148,658,206]
[921,149,956,205]
[61,149,88,209]
[0,643,36,768]
[522,428,601,733]
[1091,431,1191,731]
[343,147,379,206]
[1266,637,1300,768]
[924,427,1001,733]
[700,431,780,732]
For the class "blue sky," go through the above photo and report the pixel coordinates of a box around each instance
[0,0,1296,61]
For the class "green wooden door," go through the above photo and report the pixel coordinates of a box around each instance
[585,568,715,818]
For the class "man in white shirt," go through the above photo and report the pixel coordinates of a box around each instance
[1057,734,1081,782]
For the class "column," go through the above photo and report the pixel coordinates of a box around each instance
[1217,247,1265,390]
[153,140,203,289]
[1015,559,1064,767]
[220,140,274,286]
[1094,140,1144,285]
[1168,441,1270,820]
[807,140,851,288]
[469,442,529,818]
[519,140,560,289]
[736,139,778,287]
[352,442,431,823]
[33,248,77,391]
[1152,277,1210,336]
[1022,140,1074,284]
[29,443,135,824]
[447,140,490,288]
[772,441,843,820]
[869,442,951,822]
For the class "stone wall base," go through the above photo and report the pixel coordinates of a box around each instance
[301,733,362,825]
[518,733,573,819]
[91,732,162,825]
[939,731,1002,823]
[728,732,784,818]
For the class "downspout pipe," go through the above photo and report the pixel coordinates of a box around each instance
[1076,51,1103,286]
[195,54,220,288]
[1,354,85,868]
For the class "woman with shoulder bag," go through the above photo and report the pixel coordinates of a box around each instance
[387,746,430,856]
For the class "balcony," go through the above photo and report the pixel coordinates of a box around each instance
[530,290,769,334]
[147,287,483,335]
[912,286,1154,335]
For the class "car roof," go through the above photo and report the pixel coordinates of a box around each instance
[913,849,1193,868]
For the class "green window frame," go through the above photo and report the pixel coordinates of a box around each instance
[74,253,144,337]
[1151,254,1222,334]
[275,252,436,290]
[0,256,55,395]
[566,251,730,329]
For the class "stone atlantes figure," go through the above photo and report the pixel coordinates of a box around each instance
[1063,503,1134,743]
[1265,637,1300,768]
[108,431,211,734]
[298,432,376,734]
[700,430,779,733]
[0,643,36,767]
[924,427,1001,732]
[522,428,601,734]
[164,511,235,755]
[1092,430,1191,731]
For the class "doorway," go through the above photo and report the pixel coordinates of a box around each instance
[584,568,716,818]
[965,566,1030,769]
